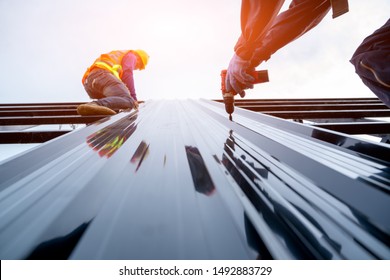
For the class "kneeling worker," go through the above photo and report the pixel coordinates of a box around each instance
[78,49,149,115]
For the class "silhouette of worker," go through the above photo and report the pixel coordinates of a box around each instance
[225,0,349,96]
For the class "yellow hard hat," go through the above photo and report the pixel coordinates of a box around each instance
[133,49,149,70]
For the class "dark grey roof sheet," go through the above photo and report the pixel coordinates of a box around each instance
[0,99,389,259]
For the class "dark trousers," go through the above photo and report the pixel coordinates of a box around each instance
[350,18,390,108]
[83,69,135,110]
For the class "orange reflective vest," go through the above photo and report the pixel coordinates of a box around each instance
[82,50,133,84]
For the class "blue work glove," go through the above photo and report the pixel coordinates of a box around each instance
[226,53,255,97]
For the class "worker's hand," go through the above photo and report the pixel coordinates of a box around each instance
[132,100,139,110]
[226,53,255,97]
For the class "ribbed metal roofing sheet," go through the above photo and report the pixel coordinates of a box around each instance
[0,99,389,259]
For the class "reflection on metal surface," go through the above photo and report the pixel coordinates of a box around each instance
[0,99,389,260]
[222,130,269,183]
[219,129,336,259]
[26,221,91,260]
[131,141,150,172]
[185,146,215,196]
[87,114,137,158]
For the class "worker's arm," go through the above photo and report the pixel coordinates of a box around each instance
[226,0,284,95]
[227,0,332,95]
[121,52,138,101]
[234,0,284,63]
[246,0,331,67]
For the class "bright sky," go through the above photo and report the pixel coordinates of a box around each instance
[0,0,389,103]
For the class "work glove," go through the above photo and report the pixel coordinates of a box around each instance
[226,53,255,97]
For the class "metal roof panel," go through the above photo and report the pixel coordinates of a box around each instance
[0,99,389,259]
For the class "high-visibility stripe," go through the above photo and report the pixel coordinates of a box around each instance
[94,61,122,80]
[82,50,131,84]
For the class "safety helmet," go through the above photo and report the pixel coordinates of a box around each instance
[133,49,149,70]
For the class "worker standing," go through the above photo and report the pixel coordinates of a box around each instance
[225,0,349,96]
[78,49,149,115]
